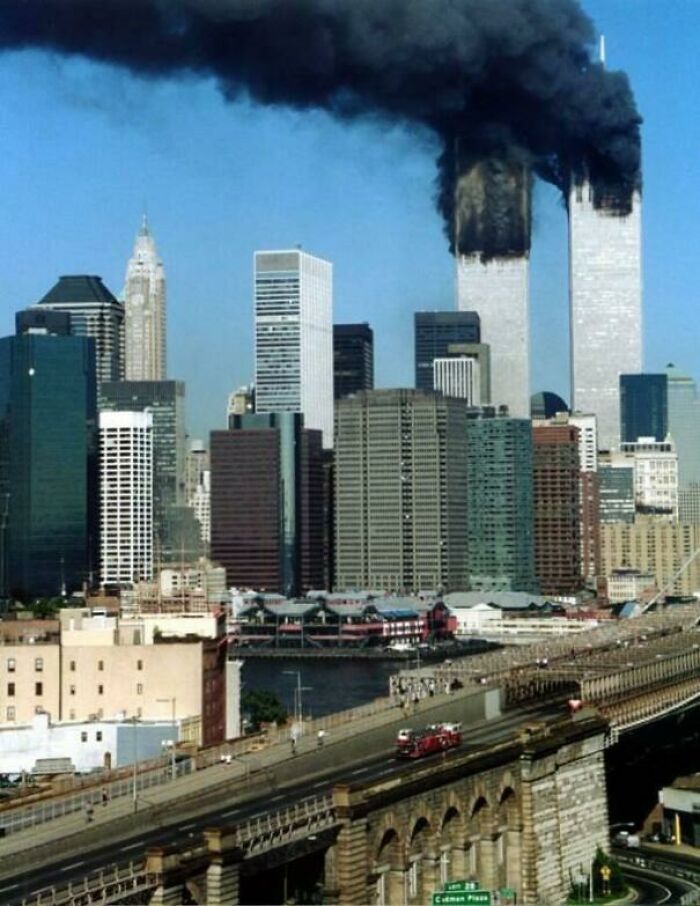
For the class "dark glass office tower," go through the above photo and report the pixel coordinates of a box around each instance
[0,329,97,600]
[211,412,324,596]
[333,323,374,400]
[620,373,668,443]
[414,311,480,392]
[100,381,189,562]
[465,415,536,593]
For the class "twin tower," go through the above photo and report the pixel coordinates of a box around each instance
[456,177,642,450]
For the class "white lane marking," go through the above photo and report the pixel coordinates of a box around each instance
[376,768,393,776]
[122,842,142,851]
[270,794,285,801]
[351,766,369,775]
[0,884,18,894]
[221,810,239,818]
[60,861,85,872]
[181,822,196,830]
[312,781,326,789]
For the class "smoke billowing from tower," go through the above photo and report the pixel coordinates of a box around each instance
[0,0,641,260]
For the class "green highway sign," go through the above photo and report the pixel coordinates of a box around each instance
[445,881,479,892]
[432,891,492,906]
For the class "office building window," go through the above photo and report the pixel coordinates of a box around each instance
[98,684,104,695]
[7,658,15,673]
[6,707,14,721]
[7,683,15,697]
[69,685,76,695]
[96,731,103,742]
[69,661,76,671]
[137,683,143,695]
[137,659,143,671]
[69,709,75,720]
[35,658,43,672]
[98,660,104,672]
[81,731,88,742]
[35,682,43,696]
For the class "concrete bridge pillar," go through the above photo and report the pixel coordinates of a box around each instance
[477,835,497,892]
[145,848,186,906]
[333,786,371,904]
[420,851,441,901]
[203,828,241,906]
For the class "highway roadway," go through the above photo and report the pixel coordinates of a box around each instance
[621,861,700,904]
[0,701,565,904]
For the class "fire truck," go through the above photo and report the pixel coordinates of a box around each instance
[395,722,462,759]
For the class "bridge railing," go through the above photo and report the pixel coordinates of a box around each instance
[22,859,155,906]
[0,757,193,837]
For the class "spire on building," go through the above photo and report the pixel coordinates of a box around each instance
[123,215,167,381]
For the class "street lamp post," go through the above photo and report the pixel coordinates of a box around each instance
[157,696,177,781]
[282,671,311,737]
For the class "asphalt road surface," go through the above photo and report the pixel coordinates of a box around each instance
[2,701,565,904]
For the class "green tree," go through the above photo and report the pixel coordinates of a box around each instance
[242,690,287,731]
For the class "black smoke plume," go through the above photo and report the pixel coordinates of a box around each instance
[0,0,641,259]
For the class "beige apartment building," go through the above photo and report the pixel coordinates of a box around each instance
[0,611,226,746]
[600,520,700,598]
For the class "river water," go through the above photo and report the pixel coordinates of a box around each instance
[240,657,398,719]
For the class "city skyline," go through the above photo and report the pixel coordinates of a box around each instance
[0,2,698,442]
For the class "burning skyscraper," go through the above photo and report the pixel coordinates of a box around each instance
[454,157,532,417]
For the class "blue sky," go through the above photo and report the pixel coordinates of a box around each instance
[0,1,697,440]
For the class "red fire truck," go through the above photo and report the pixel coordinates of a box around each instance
[395,722,462,759]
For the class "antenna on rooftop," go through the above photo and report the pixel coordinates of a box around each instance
[599,34,606,67]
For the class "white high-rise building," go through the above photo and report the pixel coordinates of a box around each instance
[617,437,678,520]
[100,411,154,585]
[569,183,642,450]
[569,413,598,473]
[185,441,210,546]
[433,356,480,404]
[456,255,530,417]
[124,216,166,381]
[254,249,333,447]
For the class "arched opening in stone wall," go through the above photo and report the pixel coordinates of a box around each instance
[408,816,433,904]
[440,805,465,885]
[497,786,521,892]
[372,827,402,906]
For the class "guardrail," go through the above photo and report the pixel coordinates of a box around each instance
[0,758,193,837]
[22,860,154,906]
[617,848,700,903]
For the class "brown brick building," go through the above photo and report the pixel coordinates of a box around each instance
[210,413,325,596]
[533,425,583,595]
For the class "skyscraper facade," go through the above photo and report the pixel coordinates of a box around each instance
[414,311,480,393]
[532,425,583,595]
[36,274,124,386]
[99,411,153,584]
[465,416,536,593]
[433,357,480,404]
[124,217,166,381]
[185,441,211,546]
[333,323,374,400]
[569,183,642,449]
[598,463,635,524]
[254,249,333,447]
[210,413,324,596]
[666,367,700,487]
[457,257,530,417]
[620,373,668,443]
[335,390,469,592]
[619,438,679,520]
[0,330,98,599]
[100,381,186,560]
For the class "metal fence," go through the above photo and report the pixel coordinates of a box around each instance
[0,758,193,837]
[23,859,153,906]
